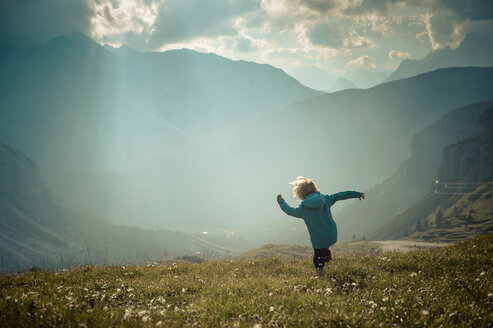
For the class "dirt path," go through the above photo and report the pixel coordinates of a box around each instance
[376,240,449,252]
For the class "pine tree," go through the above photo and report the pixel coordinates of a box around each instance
[422,218,429,230]
[436,209,443,227]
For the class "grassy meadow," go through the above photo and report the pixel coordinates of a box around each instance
[1,234,492,327]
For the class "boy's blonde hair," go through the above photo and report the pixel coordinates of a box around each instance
[289,176,319,200]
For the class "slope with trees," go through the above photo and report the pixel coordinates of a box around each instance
[371,106,493,241]
[0,142,192,272]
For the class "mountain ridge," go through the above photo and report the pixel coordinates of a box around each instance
[0,142,194,272]
[370,106,493,241]
[384,33,493,82]
[0,32,320,172]
[44,67,493,232]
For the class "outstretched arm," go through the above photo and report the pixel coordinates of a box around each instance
[325,191,364,206]
[276,194,304,219]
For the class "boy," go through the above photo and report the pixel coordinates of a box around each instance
[276,176,365,278]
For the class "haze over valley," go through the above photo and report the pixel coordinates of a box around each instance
[1,0,493,271]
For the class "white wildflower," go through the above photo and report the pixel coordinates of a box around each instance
[137,310,149,317]
[421,309,429,315]
[269,306,275,312]
[124,308,132,320]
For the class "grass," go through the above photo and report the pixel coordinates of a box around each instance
[236,241,382,262]
[1,235,493,327]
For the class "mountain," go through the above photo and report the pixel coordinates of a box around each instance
[227,67,493,191]
[335,101,493,240]
[44,68,493,232]
[0,142,192,272]
[385,33,493,82]
[0,32,320,171]
[326,77,359,93]
[287,65,336,91]
[371,106,493,241]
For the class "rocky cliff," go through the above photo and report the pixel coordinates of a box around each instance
[371,106,493,241]
[336,101,492,240]
[438,107,493,184]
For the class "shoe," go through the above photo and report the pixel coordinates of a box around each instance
[316,268,324,278]
[325,250,332,262]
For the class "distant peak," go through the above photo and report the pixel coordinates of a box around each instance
[326,76,359,92]
[48,32,99,48]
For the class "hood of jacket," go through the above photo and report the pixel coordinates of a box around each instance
[301,192,326,208]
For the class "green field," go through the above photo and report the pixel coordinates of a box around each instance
[1,235,492,327]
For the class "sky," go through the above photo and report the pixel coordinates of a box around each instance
[1,0,492,89]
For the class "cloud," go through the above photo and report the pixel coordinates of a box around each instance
[91,0,161,41]
[420,0,493,49]
[342,0,395,17]
[346,55,376,68]
[235,36,257,53]
[388,50,411,59]
[90,0,260,50]
[306,20,345,48]
[302,0,341,13]
[425,12,465,49]
[306,20,373,49]
[0,0,94,46]
[146,0,259,48]
[435,0,493,21]
[344,30,373,49]
[0,0,491,89]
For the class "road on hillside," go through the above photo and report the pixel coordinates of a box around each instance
[376,240,449,252]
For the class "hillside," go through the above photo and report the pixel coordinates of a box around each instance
[229,67,493,191]
[0,32,320,171]
[372,107,493,241]
[376,182,493,242]
[1,234,492,327]
[45,68,493,231]
[385,33,493,82]
[336,101,493,241]
[0,142,192,272]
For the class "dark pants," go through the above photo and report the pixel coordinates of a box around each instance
[313,248,332,269]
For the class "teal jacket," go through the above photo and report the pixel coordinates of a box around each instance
[277,191,361,249]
